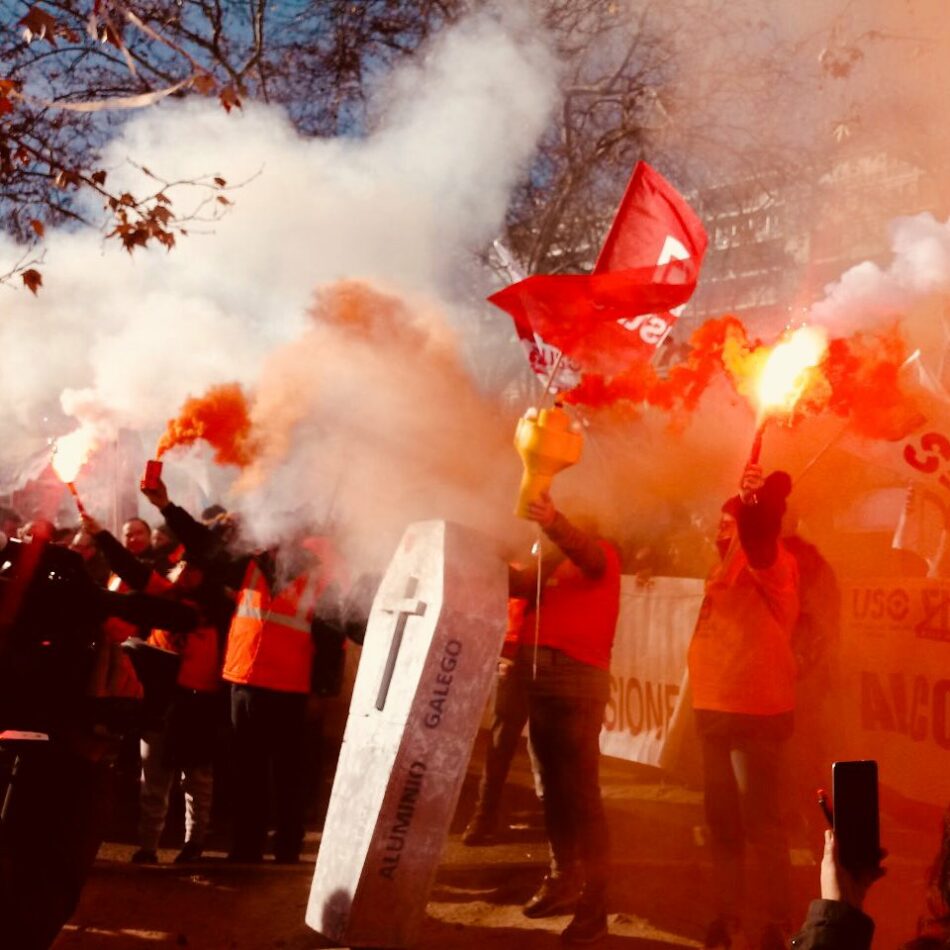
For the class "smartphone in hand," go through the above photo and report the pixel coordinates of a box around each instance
[832,759,880,873]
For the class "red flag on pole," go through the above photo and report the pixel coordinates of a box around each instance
[489,162,707,377]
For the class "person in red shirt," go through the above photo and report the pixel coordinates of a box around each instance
[510,491,621,946]
[688,464,800,950]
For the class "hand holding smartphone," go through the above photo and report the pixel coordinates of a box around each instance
[832,759,881,873]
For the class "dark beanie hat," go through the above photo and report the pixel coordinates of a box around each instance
[760,470,792,516]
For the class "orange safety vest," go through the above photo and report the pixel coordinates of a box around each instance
[149,623,220,693]
[222,560,329,694]
[144,571,220,693]
[688,541,800,716]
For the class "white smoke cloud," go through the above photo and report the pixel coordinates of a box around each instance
[810,213,950,332]
[0,13,559,566]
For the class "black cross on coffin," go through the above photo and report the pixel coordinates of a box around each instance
[375,575,427,711]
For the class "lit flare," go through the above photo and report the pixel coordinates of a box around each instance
[51,427,96,516]
[51,427,96,484]
[754,326,828,423]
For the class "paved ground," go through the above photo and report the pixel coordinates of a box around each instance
[50,737,935,950]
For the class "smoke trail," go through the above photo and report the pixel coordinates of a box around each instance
[0,12,559,565]
[156,384,252,467]
[811,214,950,335]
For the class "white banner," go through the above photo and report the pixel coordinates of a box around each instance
[836,577,950,807]
[599,573,950,810]
[600,576,703,769]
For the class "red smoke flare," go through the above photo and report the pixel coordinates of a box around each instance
[566,315,924,441]
[818,328,924,440]
[156,383,253,467]
[565,316,745,413]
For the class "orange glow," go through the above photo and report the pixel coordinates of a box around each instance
[753,326,829,421]
[156,383,253,467]
[51,427,96,483]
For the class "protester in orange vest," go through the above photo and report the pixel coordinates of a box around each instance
[221,535,345,864]
[510,491,621,946]
[688,463,800,950]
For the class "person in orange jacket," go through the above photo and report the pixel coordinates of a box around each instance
[688,463,800,950]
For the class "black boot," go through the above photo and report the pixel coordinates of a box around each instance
[523,873,581,918]
[561,884,607,945]
[462,812,500,846]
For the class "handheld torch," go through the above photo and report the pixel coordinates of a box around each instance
[66,482,88,517]
[513,403,583,518]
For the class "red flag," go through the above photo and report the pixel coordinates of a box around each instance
[492,240,580,391]
[489,162,707,376]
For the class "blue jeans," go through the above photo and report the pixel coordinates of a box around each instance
[516,646,609,891]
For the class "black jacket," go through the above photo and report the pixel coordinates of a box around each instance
[791,900,874,950]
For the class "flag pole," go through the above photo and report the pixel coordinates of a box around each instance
[539,351,564,408]
[793,418,850,487]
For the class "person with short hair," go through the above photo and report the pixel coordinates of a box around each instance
[121,517,152,559]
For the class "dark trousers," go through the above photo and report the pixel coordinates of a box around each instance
[230,683,307,859]
[472,658,531,822]
[518,646,609,893]
[700,731,792,922]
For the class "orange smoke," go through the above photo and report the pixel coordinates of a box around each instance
[311,279,457,372]
[566,316,924,440]
[156,383,254,467]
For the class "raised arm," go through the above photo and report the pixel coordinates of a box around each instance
[525,491,606,579]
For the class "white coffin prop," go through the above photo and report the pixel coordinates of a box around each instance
[307,520,507,948]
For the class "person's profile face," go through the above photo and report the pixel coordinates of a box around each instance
[716,512,737,552]
[151,527,172,550]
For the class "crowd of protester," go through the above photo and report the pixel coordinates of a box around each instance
[1,461,948,950]
[0,481,363,881]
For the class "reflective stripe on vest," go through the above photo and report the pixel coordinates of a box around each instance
[234,564,319,634]
[222,560,325,692]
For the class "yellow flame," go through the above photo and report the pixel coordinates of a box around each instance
[755,326,828,420]
[51,428,96,483]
